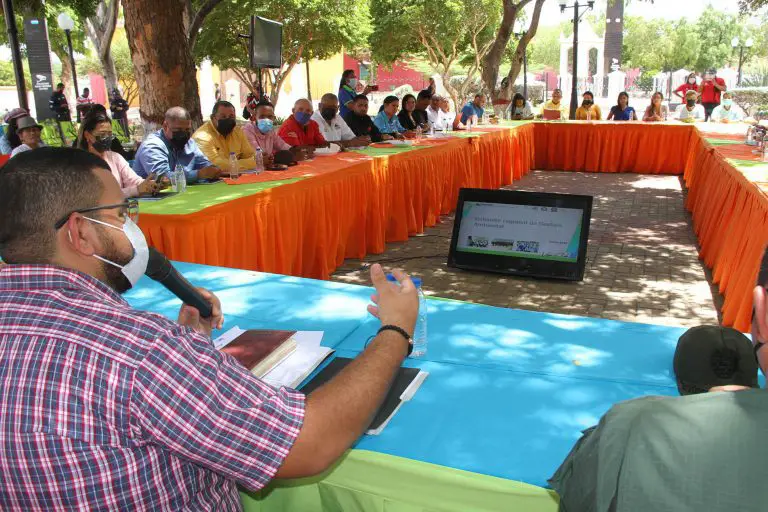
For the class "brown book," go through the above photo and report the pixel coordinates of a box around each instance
[221,330,298,378]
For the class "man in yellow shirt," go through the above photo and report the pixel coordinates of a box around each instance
[193,100,256,172]
[542,88,568,119]
[575,91,602,120]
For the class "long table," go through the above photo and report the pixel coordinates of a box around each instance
[125,261,686,512]
[136,121,768,333]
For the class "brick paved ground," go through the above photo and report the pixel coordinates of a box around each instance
[331,171,724,328]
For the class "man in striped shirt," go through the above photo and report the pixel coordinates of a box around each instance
[0,148,419,510]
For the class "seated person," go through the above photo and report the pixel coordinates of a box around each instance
[460,94,486,125]
[0,147,420,509]
[710,92,745,123]
[374,96,410,138]
[243,101,311,164]
[193,100,256,173]
[0,107,27,154]
[412,90,432,129]
[575,91,602,120]
[342,94,391,142]
[675,90,705,123]
[10,116,44,157]
[426,94,452,130]
[79,110,161,197]
[438,97,461,130]
[278,98,328,149]
[134,107,220,183]
[397,94,420,131]
[642,91,669,122]
[607,91,638,121]
[508,93,534,120]
[310,93,371,148]
[541,88,567,119]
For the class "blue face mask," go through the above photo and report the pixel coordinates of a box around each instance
[294,111,312,125]
[257,118,274,133]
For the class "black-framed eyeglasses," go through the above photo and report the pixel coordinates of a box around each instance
[54,200,139,230]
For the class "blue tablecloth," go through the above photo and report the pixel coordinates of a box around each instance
[125,262,685,488]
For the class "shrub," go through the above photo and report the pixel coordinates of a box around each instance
[731,87,768,116]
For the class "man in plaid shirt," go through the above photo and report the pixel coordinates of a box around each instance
[0,148,419,510]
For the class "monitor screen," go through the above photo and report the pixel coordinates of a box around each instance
[250,16,283,69]
[448,189,593,281]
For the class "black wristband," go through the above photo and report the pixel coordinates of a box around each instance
[377,325,413,356]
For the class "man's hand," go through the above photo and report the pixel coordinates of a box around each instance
[367,264,418,335]
[381,134,394,141]
[351,135,371,147]
[198,165,221,180]
[401,131,415,139]
[177,287,225,338]
[291,146,314,161]
[138,178,161,196]
[263,152,275,166]
[363,85,373,95]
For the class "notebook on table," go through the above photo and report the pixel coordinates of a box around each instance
[215,327,298,378]
[543,109,562,120]
[300,357,429,435]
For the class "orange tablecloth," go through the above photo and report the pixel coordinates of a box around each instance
[138,121,767,332]
[684,133,768,332]
[139,125,535,280]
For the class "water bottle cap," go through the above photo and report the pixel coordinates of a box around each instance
[386,273,421,287]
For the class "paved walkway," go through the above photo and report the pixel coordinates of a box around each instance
[331,171,723,328]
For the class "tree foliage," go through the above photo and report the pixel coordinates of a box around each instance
[370,0,500,108]
[195,0,371,106]
[82,30,138,105]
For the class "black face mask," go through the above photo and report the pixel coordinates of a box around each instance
[582,99,593,107]
[92,134,114,152]
[170,130,191,149]
[687,99,696,107]
[216,118,236,136]
[321,108,337,121]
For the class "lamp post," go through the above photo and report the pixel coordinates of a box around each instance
[731,36,754,87]
[56,13,79,99]
[514,31,529,100]
[560,1,594,120]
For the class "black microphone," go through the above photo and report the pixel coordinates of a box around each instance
[145,247,213,318]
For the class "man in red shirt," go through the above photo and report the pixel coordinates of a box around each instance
[698,69,727,122]
[278,98,328,149]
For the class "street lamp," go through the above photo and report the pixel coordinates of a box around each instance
[731,36,754,87]
[560,1,594,120]
[56,12,79,99]
[514,31,529,100]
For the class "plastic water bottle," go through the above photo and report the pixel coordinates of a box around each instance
[172,163,186,194]
[428,123,434,136]
[229,151,239,180]
[467,116,474,133]
[385,274,427,357]
[411,277,428,357]
[254,148,264,174]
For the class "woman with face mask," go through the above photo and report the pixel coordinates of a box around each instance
[339,70,372,118]
[575,91,602,121]
[79,110,162,197]
[674,73,699,102]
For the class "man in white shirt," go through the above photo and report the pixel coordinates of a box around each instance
[710,92,745,123]
[426,95,452,130]
[311,93,371,148]
[676,90,706,123]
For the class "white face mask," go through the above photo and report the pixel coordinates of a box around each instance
[348,78,358,88]
[84,217,149,287]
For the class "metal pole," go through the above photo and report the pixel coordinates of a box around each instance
[738,46,744,87]
[2,0,27,110]
[569,5,579,120]
[64,29,79,98]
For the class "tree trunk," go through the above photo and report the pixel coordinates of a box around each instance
[57,50,77,115]
[122,0,202,131]
[86,0,120,92]
[101,50,119,92]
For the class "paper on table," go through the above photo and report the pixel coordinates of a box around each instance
[262,331,332,389]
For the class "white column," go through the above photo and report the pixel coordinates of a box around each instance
[560,43,569,78]
[199,59,215,117]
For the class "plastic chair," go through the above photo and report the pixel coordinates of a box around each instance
[41,120,63,147]
[112,119,130,143]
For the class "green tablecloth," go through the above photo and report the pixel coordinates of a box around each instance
[240,450,559,512]
[138,178,303,215]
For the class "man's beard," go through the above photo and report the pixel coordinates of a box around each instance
[96,227,133,294]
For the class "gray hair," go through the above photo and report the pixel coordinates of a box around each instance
[165,106,191,122]
[320,93,338,103]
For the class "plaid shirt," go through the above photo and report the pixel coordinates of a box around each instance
[0,265,305,511]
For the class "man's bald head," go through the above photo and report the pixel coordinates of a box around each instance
[163,106,192,139]
[293,98,313,116]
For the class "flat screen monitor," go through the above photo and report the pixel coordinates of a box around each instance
[448,189,593,281]
[250,16,283,69]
